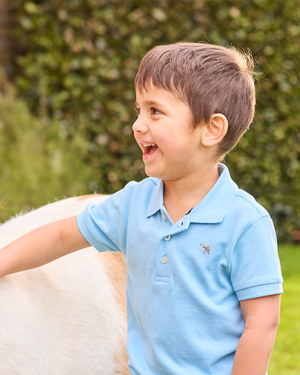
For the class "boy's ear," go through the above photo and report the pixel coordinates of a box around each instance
[201,113,228,147]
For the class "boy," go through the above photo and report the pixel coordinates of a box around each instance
[0,43,283,375]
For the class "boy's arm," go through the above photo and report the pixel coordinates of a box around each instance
[231,294,281,375]
[0,216,90,279]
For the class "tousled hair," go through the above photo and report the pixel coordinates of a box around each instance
[135,42,256,157]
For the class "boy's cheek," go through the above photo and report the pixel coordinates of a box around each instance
[135,140,143,152]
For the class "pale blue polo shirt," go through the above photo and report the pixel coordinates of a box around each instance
[77,164,283,375]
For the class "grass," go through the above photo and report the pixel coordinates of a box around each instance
[268,245,300,374]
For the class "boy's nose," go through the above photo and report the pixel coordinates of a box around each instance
[132,118,148,134]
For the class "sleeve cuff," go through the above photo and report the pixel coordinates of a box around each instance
[76,206,102,251]
[236,282,283,301]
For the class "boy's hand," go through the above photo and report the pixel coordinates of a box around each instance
[231,294,281,375]
[0,216,90,279]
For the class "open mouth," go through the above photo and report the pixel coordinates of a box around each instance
[142,143,158,156]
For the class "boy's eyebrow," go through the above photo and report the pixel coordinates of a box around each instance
[135,100,167,109]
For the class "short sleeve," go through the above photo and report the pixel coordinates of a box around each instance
[76,187,129,254]
[230,215,283,301]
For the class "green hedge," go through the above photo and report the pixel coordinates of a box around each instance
[10,0,300,241]
[0,78,96,222]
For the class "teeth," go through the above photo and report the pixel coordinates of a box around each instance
[142,143,156,147]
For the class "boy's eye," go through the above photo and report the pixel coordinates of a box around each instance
[150,107,161,115]
[134,106,161,116]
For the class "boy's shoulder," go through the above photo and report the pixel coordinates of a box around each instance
[218,186,275,247]
[119,177,161,205]
[234,189,269,218]
[224,188,272,236]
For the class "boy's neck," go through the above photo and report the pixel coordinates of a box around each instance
[163,163,220,223]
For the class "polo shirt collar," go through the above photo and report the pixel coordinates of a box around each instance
[190,164,238,223]
[146,164,238,223]
[147,179,164,218]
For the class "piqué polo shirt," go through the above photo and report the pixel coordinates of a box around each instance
[77,164,283,375]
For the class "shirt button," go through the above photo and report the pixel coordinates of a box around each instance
[162,256,168,263]
[162,214,167,221]
[164,235,171,241]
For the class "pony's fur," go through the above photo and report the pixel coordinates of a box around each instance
[0,196,129,375]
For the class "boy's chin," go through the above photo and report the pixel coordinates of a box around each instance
[144,168,161,179]
[145,170,156,178]
[145,170,170,181]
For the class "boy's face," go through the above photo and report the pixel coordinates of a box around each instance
[133,85,205,181]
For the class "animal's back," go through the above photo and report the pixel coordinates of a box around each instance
[0,196,128,375]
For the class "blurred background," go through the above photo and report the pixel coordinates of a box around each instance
[0,0,299,373]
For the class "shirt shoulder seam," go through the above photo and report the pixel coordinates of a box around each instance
[235,191,269,217]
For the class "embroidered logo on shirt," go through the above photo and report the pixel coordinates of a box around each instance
[200,243,211,255]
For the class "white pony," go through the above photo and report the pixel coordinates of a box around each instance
[0,195,129,375]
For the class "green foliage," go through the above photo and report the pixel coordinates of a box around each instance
[0,86,96,222]
[269,245,300,374]
[11,0,300,240]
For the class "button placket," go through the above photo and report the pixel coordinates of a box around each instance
[156,233,171,281]
[156,217,190,282]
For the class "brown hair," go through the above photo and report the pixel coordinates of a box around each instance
[135,42,256,157]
